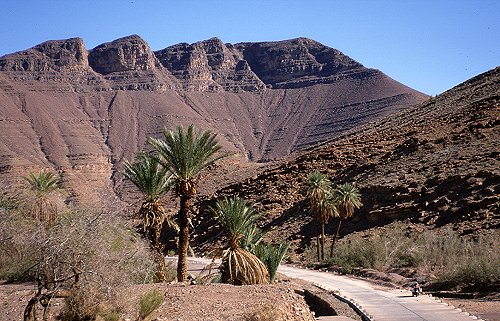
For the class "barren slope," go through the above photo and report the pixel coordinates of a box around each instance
[193,67,499,250]
[0,35,426,202]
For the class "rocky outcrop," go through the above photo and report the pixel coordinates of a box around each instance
[0,37,88,72]
[236,37,363,88]
[155,37,265,92]
[0,35,415,93]
[154,37,369,92]
[195,67,500,249]
[88,35,179,90]
[88,35,158,74]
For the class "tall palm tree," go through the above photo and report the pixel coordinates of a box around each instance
[329,182,362,256]
[210,196,268,285]
[148,124,228,282]
[23,170,61,225]
[304,171,336,261]
[123,153,172,282]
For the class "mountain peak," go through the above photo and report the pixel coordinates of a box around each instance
[0,37,88,72]
[88,35,156,75]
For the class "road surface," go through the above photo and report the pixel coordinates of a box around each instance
[168,257,483,321]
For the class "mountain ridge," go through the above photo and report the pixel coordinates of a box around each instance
[0,35,427,202]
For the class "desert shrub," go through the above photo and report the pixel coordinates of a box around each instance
[104,311,120,321]
[245,304,282,321]
[432,236,500,291]
[312,222,499,291]
[325,237,380,270]
[138,288,164,320]
[255,242,290,283]
[0,204,155,320]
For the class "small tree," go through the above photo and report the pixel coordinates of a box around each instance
[23,170,61,225]
[210,196,268,285]
[330,183,362,257]
[149,124,229,282]
[304,171,336,261]
[124,153,172,281]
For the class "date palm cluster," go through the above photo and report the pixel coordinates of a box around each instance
[304,171,362,261]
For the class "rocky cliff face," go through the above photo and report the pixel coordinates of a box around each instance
[0,37,89,72]
[89,35,158,74]
[195,67,499,249]
[236,37,363,88]
[155,37,266,92]
[0,35,427,203]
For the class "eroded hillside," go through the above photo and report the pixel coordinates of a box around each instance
[0,35,426,202]
[192,67,499,251]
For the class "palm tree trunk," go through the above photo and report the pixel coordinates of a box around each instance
[316,235,320,262]
[177,193,191,282]
[329,219,343,257]
[320,223,325,261]
[153,245,168,282]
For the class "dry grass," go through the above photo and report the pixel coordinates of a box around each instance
[305,222,499,291]
[138,288,164,320]
[245,303,282,321]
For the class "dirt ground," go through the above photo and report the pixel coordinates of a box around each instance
[0,280,316,321]
[440,296,500,321]
[2,279,499,321]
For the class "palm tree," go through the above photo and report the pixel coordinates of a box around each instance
[210,196,268,285]
[304,171,336,261]
[123,153,172,282]
[329,182,362,256]
[148,124,228,282]
[23,170,61,225]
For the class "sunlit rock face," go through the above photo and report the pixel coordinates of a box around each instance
[0,35,427,202]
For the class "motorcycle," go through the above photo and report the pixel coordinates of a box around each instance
[412,283,423,297]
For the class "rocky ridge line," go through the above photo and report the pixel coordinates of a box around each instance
[1,35,394,93]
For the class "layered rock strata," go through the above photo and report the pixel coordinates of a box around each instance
[0,35,427,202]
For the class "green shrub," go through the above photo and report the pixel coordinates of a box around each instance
[138,288,164,319]
[255,242,290,283]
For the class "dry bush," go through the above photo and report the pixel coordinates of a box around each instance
[245,304,282,321]
[306,222,499,291]
[0,203,156,320]
[138,288,164,320]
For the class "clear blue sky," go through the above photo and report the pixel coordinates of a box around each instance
[0,0,498,95]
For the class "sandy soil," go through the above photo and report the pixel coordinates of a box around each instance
[440,296,500,321]
[2,279,498,321]
[0,281,316,321]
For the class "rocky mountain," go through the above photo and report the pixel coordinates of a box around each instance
[193,67,499,250]
[0,35,426,202]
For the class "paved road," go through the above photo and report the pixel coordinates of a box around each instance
[169,257,483,321]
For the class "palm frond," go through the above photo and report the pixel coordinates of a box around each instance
[240,225,264,252]
[220,247,269,285]
[210,196,260,249]
[23,171,59,197]
[123,153,172,202]
[255,242,290,283]
[332,183,362,219]
[304,171,336,224]
[304,171,331,202]
[148,125,229,195]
